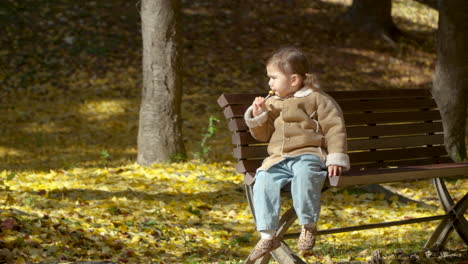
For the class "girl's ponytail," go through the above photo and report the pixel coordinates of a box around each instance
[304,73,320,91]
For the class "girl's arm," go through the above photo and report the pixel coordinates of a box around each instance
[244,97,276,142]
[316,92,350,172]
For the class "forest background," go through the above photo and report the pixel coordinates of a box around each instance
[0,0,466,263]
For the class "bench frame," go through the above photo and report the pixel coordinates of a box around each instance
[218,89,468,264]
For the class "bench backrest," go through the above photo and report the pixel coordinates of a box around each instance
[218,89,451,184]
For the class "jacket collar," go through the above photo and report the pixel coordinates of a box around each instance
[274,87,312,99]
[294,87,313,97]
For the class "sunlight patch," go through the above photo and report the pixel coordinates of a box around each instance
[0,146,26,157]
[319,0,351,6]
[20,122,71,134]
[79,99,130,121]
[393,0,438,30]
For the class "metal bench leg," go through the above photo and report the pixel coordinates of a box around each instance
[245,202,306,263]
[245,184,256,223]
[270,186,330,263]
[245,184,272,264]
[270,207,307,264]
[425,178,468,249]
[271,242,307,264]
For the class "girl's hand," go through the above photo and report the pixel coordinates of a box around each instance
[252,96,267,117]
[328,165,343,177]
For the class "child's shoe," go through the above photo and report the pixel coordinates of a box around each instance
[249,237,281,261]
[297,225,317,251]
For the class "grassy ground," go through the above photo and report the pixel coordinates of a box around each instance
[0,0,467,263]
[1,166,466,263]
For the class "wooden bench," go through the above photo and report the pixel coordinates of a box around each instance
[217,89,468,264]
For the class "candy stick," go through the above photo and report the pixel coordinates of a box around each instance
[264,90,274,100]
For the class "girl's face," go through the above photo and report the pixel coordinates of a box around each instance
[266,64,297,98]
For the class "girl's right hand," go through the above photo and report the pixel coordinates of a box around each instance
[252,96,266,117]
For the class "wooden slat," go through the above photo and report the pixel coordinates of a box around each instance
[347,123,443,138]
[235,149,449,172]
[232,123,443,145]
[329,162,468,187]
[233,146,268,159]
[236,150,449,173]
[348,134,444,151]
[223,104,250,119]
[355,157,453,170]
[217,93,263,108]
[232,135,445,159]
[349,146,447,163]
[232,124,444,146]
[217,94,230,108]
[226,110,442,129]
[217,89,432,108]
[344,110,441,125]
[338,98,436,112]
[327,89,431,100]
[236,160,264,173]
[245,172,256,185]
[228,118,248,132]
[240,158,454,183]
[232,131,265,145]
[221,99,437,119]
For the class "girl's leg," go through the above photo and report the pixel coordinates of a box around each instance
[253,163,292,232]
[290,154,327,226]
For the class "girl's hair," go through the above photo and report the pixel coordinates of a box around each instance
[266,46,320,90]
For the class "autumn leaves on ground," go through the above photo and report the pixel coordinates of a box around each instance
[0,0,466,263]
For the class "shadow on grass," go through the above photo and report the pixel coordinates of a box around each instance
[41,184,245,206]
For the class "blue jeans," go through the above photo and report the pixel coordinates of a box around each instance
[253,154,327,231]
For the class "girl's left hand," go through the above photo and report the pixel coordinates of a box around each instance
[328,165,343,177]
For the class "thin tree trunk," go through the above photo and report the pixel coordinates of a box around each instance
[432,0,468,162]
[345,0,401,43]
[138,0,185,165]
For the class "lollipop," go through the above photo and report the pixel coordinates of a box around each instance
[265,90,274,99]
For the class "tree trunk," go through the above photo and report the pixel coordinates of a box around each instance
[138,0,185,165]
[432,0,468,162]
[345,0,401,43]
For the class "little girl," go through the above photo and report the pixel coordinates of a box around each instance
[244,47,349,260]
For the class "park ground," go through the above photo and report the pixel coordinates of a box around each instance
[0,0,467,263]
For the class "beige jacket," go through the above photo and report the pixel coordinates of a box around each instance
[244,87,350,171]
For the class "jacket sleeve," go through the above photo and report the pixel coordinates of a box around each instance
[316,92,350,171]
[244,102,276,142]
